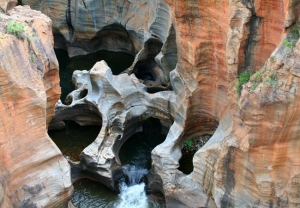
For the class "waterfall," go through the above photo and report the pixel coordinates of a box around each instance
[115,165,149,208]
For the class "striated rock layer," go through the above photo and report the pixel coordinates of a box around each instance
[20,0,300,207]
[22,0,178,91]
[0,6,72,207]
[157,0,300,207]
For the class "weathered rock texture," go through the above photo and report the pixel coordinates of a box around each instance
[22,0,178,91]
[154,0,300,207]
[0,6,72,207]
[52,60,175,190]
[20,0,300,207]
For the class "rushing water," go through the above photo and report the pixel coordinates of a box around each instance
[115,164,166,208]
[48,118,167,207]
[117,118,167,207]
[52,47,166,207]
[116,165,149,208]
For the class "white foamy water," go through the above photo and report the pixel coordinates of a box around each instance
[116,183,148,208]
[123,165,148,186]
[115,165,149,208]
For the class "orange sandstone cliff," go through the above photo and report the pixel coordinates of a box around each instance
[4,0,300,207]
[0,6,72,207]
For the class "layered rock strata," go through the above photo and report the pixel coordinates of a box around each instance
[22,0,178,90]
[0,6,72,207]
[19,0,300,207]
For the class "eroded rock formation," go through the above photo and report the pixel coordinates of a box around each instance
[22,0,178,91]
[8,0,300,207]
[193,36,300,207]
[0,6,72,207]
[52,60,175,190]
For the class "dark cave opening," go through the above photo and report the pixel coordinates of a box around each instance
[133,58,157,82]
[55,49,134,103]
[47,120,101,161]
[178,134,212,174]
[177,113,219,174]
[132,38,167,92]
[118,117,167,170]
[90,23,136,56]
[115,117,167,206]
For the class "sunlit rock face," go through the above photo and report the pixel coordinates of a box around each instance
[52,60,175,190]
[151,0,296,207]
[22,0,178,91]
[0,6,72,208]
[22,0,172,56]
[195,34,300,207]
[20,0,300,207]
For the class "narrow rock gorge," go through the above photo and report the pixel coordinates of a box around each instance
[1,0,300,207]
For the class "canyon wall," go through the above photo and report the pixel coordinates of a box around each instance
[162,0,300,207]
[14,0,300,207]
[153,0,300,207]
[0,6,72,207]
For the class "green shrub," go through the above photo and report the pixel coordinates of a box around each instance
[284,40,293,48]
[183,140,193,148]
[270,56,275,62]
[236,70,251,96]
[251,70,264,90]
[6,20,25,38]
[30,54,35,62]
[264,77,271,82]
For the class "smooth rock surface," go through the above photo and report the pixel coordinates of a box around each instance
[22,0,177,90]
[52,60,175,190]
[0,6,72,207]
[20,0,300,207]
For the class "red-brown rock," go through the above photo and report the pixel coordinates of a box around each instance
[0,6,72,207]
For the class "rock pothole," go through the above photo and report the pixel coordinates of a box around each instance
[48,120,101,161]
[178,134,212,174]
